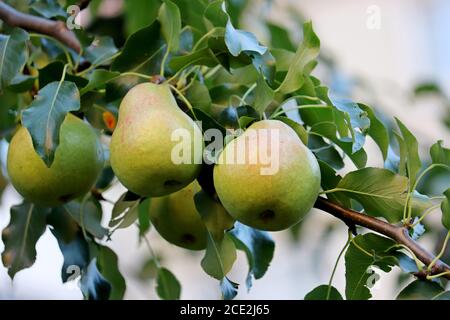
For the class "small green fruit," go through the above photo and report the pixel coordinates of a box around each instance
[213,120,321,231]
[110,83,203,197]
[7,114,104,207]
[149,181,231,250]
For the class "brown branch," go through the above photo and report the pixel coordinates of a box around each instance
[314,196,450,280]
[0,1,81,52]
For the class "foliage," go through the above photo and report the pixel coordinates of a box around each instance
[0,0,448,301]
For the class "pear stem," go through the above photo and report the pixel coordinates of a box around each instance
[314,196,450,280]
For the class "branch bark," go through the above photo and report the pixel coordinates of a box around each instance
[314,196,450,280]
[0,1,81,52]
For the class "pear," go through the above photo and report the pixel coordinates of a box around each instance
[213,120,321,231]
[110,83,203,197]
[149,181,233,250]
[7,114,104,207]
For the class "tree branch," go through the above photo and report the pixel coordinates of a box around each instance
[314,196,450,280]
[0,1,81,52]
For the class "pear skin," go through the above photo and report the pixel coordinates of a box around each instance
[7,114,104,207]
[149,181,233,250]
[213,120,321,231]
[110,83,203,197]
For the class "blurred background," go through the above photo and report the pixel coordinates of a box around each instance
[1,0,450,299]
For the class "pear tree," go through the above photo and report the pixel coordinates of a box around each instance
[0,0,449,301]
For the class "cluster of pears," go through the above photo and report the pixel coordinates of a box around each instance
[7,114,104,207]
[8,81,321,251]
[109,82,321,249]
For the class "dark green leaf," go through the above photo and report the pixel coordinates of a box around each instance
[111,22,164,74]
[169,47,220,71]
[253,73,273,115]
[38,61,88,89]
[138,198,152,236]
[229,222,274,289]
[345,233,399,300]
[156,267,181,300]
[204,0,228,28]
[274,116,308,145]
[334,168,431,222]
[80,258,111,300]
[110,191,141,229]
[397,280,444,300]
[158,0,181,52]
[185,80,212,113]
[441,188,450,230]
[318,161,350,207]
[395,118,422,188]
[124,0,161,36]
[1,202,50,278]
[430,140,450,166]
[30,0,66,18]
[266,22,295,51]
[22,79,80,166]
[62,197,108,239]
[304,285,343,300]
[358,103,389,160]
[97,245,126,300]
[0,28,28,92]
[8,74,36,93]
[221,277,239,300]
[84,36,118,66]
[80,70,120,95]
[277,21,320,94]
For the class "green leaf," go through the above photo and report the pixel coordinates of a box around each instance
[110,191,142,229]
[156,267,181,300]
[201,232,236,280]
[80,258,111,300]
[441,188,450,230]
[185,80,212,113]
[334,167,431,222]
[138,198,152,236]
[229,222,274,289]
[397,280,445,300]
[124,0,161,36]
[253,73,273,115]
[224,19,267,57]
[332,99,370,153]
[395,118,422,188]
[21,79,80,166]
[277,21,320,94]
[309,135,344,170]
[111,22,164,74]
[266,22,295,51]
[310,122,367,169]
[433,291,450,300]
[345,233,399,300]
[97,245,126,300]
[0,28,28,92]
[274,116,308,145]
[430,140,450,166]
[203,0,228,28]
[30,0,66,18]
[221,277,239,300]
[8,74,36,93]
[80,70,120,95]
[304,285,343,300]
[169,48,220,71]
[38,61,88,89]
[195,190,236,280]
[318,161,350,207]
[158,0,182,52]
[358,103,389,160]
[1,202,50,278]
[61,197,108,239]
[84,36,118,66]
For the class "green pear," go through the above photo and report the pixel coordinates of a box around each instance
[110,83,203,197]
[7,114,104,207]
[149,181,233,250]
[213,120,321,231]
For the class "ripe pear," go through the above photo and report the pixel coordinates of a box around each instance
[7,114,104,207]
[149,181,233,250]
[213,120,321,231]
[110,83,203,197]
